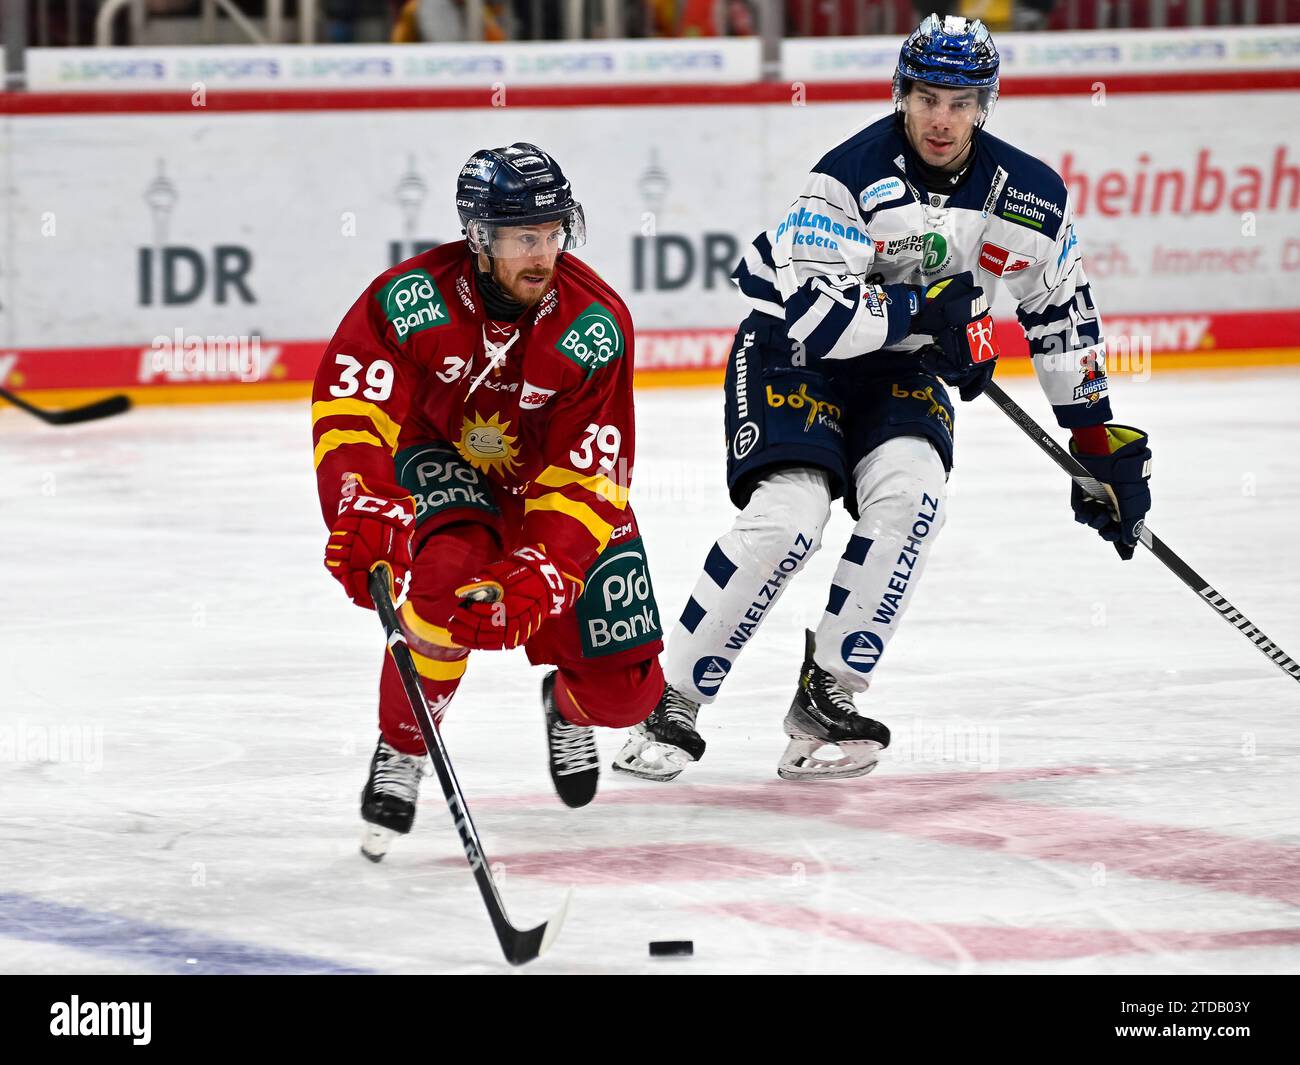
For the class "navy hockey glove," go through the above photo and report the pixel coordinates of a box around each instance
[908,273,1001,401]
[1070,425,1153,561]
[915,344,997,403]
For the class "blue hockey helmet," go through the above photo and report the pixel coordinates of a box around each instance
[456,143,586,256]
[894,14,1001,119]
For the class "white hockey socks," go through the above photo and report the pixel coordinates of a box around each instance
[665,468,832,703]
[814,436,948,691]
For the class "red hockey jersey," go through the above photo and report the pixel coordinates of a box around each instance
[312,242,637,576]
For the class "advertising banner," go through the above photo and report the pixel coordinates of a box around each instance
[2,84,1297,398]
[783,25,1300,83]
[25,38,763,92]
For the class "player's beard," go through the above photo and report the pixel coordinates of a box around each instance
[494,260,554,308]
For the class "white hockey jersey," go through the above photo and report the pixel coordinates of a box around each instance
[733,113,1111,428]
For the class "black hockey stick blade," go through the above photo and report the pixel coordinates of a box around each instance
[984,380,1300,685]
[368,564,571,964]
[0,386,131,425]
[502,887,572,965]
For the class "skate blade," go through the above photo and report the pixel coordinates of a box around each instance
[777,736,883,782]
[610,735,691,783]
[360,823,399,862]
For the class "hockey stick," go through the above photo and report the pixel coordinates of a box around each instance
[0,386,131,425]
[984,380,1300,685]
[367,564,571,965]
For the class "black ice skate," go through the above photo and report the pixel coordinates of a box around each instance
[360,735,427,862]
[542,671,599,808]
[779,630,891,782]
[611,683,706,783]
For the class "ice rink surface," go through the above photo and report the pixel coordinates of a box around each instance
[2,368,1298,975]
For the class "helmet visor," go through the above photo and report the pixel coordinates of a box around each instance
[466,206,587,258]
[896,77,998,125]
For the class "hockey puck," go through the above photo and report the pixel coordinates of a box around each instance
[649,940,693,957]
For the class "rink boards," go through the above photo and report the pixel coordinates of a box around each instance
[3,71,1300,405]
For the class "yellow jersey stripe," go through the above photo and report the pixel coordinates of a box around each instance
[399,602,461,650]
[524,492,614,552]
[311,399,402,452]
[411,650,469,682]
[564,685,593,722]
[313,429,383,469]
[532,466,629,509]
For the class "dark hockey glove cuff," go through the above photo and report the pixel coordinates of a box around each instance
[908,272,985,337]
[1070,425,1153,561]
[956,360,997,403]
[912,316,1001,403]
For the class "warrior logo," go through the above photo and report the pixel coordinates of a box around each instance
[733,420,760,459]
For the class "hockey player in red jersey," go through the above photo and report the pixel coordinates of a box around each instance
[312,143,666,860]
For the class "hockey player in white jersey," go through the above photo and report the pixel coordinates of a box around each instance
[614,14,1153,782]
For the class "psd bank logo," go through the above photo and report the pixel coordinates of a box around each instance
[578,538,662,658]
[693,655,731,696]
[841,631,885,674]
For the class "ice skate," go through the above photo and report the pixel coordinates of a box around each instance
[778,631,890,782]
[612,683,706,783]
[359,736,427,861]
[542,671,600,808]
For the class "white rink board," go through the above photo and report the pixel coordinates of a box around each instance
[0,370,1297,974]
[4,91,1299,348]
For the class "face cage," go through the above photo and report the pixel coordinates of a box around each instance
[465,206,587,258]
[893,74,1000,127]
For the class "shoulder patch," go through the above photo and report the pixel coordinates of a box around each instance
[978,241,1040,277]
[976,131,1069,239]
[999,183,1065,233]
[377,269,451,342]
[555,301,625,375]
[859,175,907,214]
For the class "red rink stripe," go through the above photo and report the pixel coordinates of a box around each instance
[703,904,1300,963]
[6,70,1300,115]
[1,310,1296,396]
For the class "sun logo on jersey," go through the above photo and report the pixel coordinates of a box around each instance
[456,411,521,477]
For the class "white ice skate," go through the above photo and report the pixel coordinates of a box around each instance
[612,684,706,783]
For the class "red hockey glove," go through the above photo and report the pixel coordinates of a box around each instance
[447,545,583,651]
[325,478,416,610]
